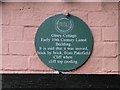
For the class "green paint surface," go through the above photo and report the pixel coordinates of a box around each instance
[35,14,94,71]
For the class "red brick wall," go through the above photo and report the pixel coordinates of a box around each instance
[0,2,119,74]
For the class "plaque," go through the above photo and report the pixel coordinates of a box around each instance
[35,14,94,71]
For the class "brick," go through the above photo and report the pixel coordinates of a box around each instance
[71,11,88,24]
[11,10,42,26]
[102,2,119,10]
[79,2,102,11]
[28,56,52,71]
[11,10,26,26]
[23,27,38,41]
[92,42,104,57]
[2,2,24,10]
[0,55,2,70]
[67,58,103,74]
[9,3,99,27]
[104,42,117,58]
[117,43,120,55]
[91,28,102,42]
[2,41,9,54]
[2,55,28,70]
[88,12,115,27]
[103,57,118,72]
[2,26,23,41]
[11,8,51,26]
[9,41,35,56]
[0,4,2,25]
[102,27,118,41]
[2,10,11,25]
[2,26,14,41]
[0,39,2,54]
[0,45,1,55]
[31,2,64,13]
[63,2,102,11]
[23,12,40,26]
[113,11,118,28]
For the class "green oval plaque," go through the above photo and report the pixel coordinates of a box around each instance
[35,14,94,71]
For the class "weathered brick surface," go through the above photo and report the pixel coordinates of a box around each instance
[2,10,11,25]
[102,27,118,41]
[0,41,2,54]
[92,42,104,57]
[28,55,53,71]
[1,2,119,74]
[88,12,115,27]
[104,42,117,58]
[0,3,2,25]
[0,37,2,55]
[63,2,102,11]
[23,27,38,41]
[2,41,9,54]
[102,2,118,10]
[2,26,23,41]
[103,57,118,72]
[31,2,64,12]
[9,41,35,56]
[91,28,102,42]
[117,43,120,56]
[2,55,28,70]
[0,55,2,70]
[70,11,88,24]
[11,10,45,26]
[2,2,24,10]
